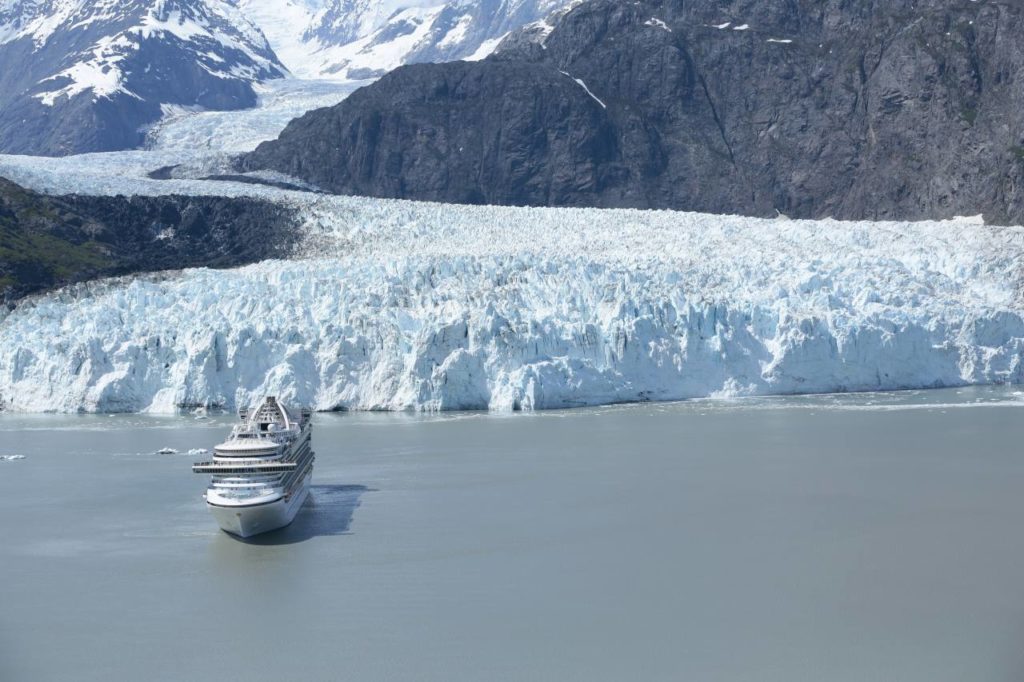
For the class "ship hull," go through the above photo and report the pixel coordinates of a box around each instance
[209,473,311,538]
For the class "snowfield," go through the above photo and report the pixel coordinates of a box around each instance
[0,150,1022,413]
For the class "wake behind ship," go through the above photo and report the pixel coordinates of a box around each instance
[193,397,314,538]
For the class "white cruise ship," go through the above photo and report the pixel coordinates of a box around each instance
[192,397,314,538]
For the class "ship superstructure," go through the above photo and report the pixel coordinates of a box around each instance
[193,397,314,538]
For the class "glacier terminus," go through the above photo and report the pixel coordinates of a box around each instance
[0,168,1020,413]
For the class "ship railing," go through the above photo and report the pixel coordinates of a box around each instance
[212,488,278,500]
[193,461,299,474]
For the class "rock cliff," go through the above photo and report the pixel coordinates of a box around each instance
[244,0,1024,223]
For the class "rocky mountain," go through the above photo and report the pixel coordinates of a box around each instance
[239,0,567,79]
[243,0,1024,224]
[0,0,286,156]
[0,176,297,301]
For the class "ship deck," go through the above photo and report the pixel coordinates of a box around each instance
[192,461,299,475]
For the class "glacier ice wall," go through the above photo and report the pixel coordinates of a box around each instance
[1,191,1022,413]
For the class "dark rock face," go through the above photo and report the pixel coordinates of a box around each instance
[244,0,1024,223]
[0,177,298,302]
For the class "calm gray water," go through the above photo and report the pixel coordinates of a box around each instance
[3,388,1024,681]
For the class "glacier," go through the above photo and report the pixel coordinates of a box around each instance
[145,78,366,153]
[0,151,1022,413]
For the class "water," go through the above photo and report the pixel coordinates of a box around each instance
[3,388,1024,681]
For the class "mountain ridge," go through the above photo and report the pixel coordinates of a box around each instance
[242,0,1024,224]
[240,0,567,80]
[0,0,287,155]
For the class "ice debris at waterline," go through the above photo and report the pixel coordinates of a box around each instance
[1,455,26,461]
[0,205,1022,413]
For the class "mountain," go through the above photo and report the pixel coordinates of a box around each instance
[0,175,297,300]
[243,0,1024,224]
[0,0,286,156]
[239,0,567,79]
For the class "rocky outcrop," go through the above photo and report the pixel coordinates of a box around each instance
[0,176,298,302]
[244,0,1024,223]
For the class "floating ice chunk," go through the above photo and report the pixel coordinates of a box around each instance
[0,455,26,461]
[187,448,208,456]
[156,448,178,455]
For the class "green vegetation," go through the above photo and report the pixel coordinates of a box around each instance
[0,223,112,290]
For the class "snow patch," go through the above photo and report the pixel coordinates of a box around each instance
[644,18,670,32]
[465,33,507,61]
[561,71,607,109]
[437,14,472,49]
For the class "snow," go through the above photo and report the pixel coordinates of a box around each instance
[234,0,320,74]
[309,5,445,80]
[137,9,206,41]
[2,2,1022,416]
[561,71,606,109]
[235,1,565,80]
[437,14,472,49]
[644,18,670,32]
[146,78,366,153]
[0,149,1022,413]
[465,34,505,60]
[36,35,138,105]
[20,0,284,107]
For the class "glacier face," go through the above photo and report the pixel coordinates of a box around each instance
[0,185,1022,413]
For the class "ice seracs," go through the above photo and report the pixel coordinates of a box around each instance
[0,174,1021,413]
[193,396,314,538]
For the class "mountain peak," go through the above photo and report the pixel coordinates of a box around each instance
[0,0,285,155]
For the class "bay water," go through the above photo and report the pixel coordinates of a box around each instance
[2,388,1024,681]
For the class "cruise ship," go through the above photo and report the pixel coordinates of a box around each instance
[192,397,314,538]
